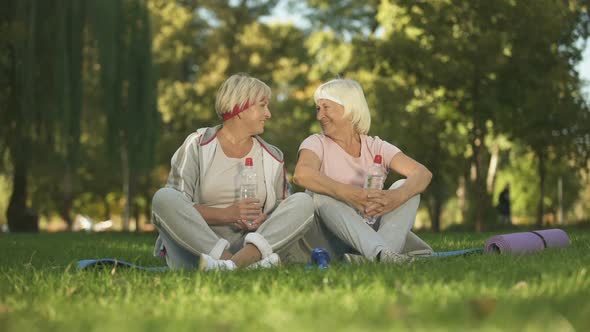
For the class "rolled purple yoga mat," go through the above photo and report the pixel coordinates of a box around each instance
[484,229,569,254]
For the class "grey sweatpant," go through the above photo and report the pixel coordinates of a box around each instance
[151,188,315,269]
[303,179,433,260]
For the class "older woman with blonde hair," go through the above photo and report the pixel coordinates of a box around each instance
[294,78,433,263]
[151,73,314,271]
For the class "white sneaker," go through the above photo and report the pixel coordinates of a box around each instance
[247,253,281,270]
[198,253,237,272]
[379,249,412,264]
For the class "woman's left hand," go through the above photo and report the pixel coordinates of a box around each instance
[365,189,408,218]
[234,213,267,231]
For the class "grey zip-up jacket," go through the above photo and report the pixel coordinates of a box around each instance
[153,125,287,256]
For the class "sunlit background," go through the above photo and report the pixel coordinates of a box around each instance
[1,0,589,233]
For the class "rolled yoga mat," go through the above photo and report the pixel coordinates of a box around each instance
[484,229,569,254]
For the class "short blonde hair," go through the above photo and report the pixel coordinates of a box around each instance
[215,73,271,119]
[314,79,371,134]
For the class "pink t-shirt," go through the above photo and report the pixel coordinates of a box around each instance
[298,134,401,188]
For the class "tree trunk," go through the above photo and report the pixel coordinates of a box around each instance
[7,151,38,232]
[103,197,111,221]
[121,142,131,231]
[56,0,85,231]
[458,176,467,224]
[60,165,74,230]
[487,144,499,193]
[144,189,152,228]
[427,196,442,233]
[133,200,141,232]
[470,128,487,232]
[557,176,563,225]
[469,63,488,232]
[537,150,545,227]
[7,0,38,233]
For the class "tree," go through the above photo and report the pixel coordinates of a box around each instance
[375,0,538,231]
[495,0,590,226]
[0,1,86,231]
[53,0,86,228]
[89,0,159,231]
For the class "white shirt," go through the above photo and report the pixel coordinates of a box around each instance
[200,138,267,209]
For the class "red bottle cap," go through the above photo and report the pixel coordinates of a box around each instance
[374,155,382,164]
[245,157,253,166]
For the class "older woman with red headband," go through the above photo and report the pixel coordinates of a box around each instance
[151,73,314,271]
[294,78,433,264]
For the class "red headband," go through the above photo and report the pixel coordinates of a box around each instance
[223,99,252,121]
[222,97,267,121]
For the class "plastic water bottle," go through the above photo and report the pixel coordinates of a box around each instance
[311,248,331,269]
[363,154,385,225]
[240,157,257,224]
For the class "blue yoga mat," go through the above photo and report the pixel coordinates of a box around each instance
[76,258,169,272]
[77,248,483,271]
[430,247,483,257]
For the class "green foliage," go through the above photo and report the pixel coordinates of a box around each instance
[1,0,589,229]
[0,0,90,229]
[370,0,589,228]
[490,1,590,224]
[297,0,381,36]
[496,145,583,222]
[90,0,159,173]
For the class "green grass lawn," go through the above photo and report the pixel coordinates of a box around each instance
[1,230,589,331]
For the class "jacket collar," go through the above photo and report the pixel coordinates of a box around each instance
[199,125,283,162]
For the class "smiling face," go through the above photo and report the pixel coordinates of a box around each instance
[313,79,372,135]
[240,98,271,135]
[315,98,350,136]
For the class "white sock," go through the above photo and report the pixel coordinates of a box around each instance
[246,253,280,269]
[223,260,237,270]
[199,253,237,271]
